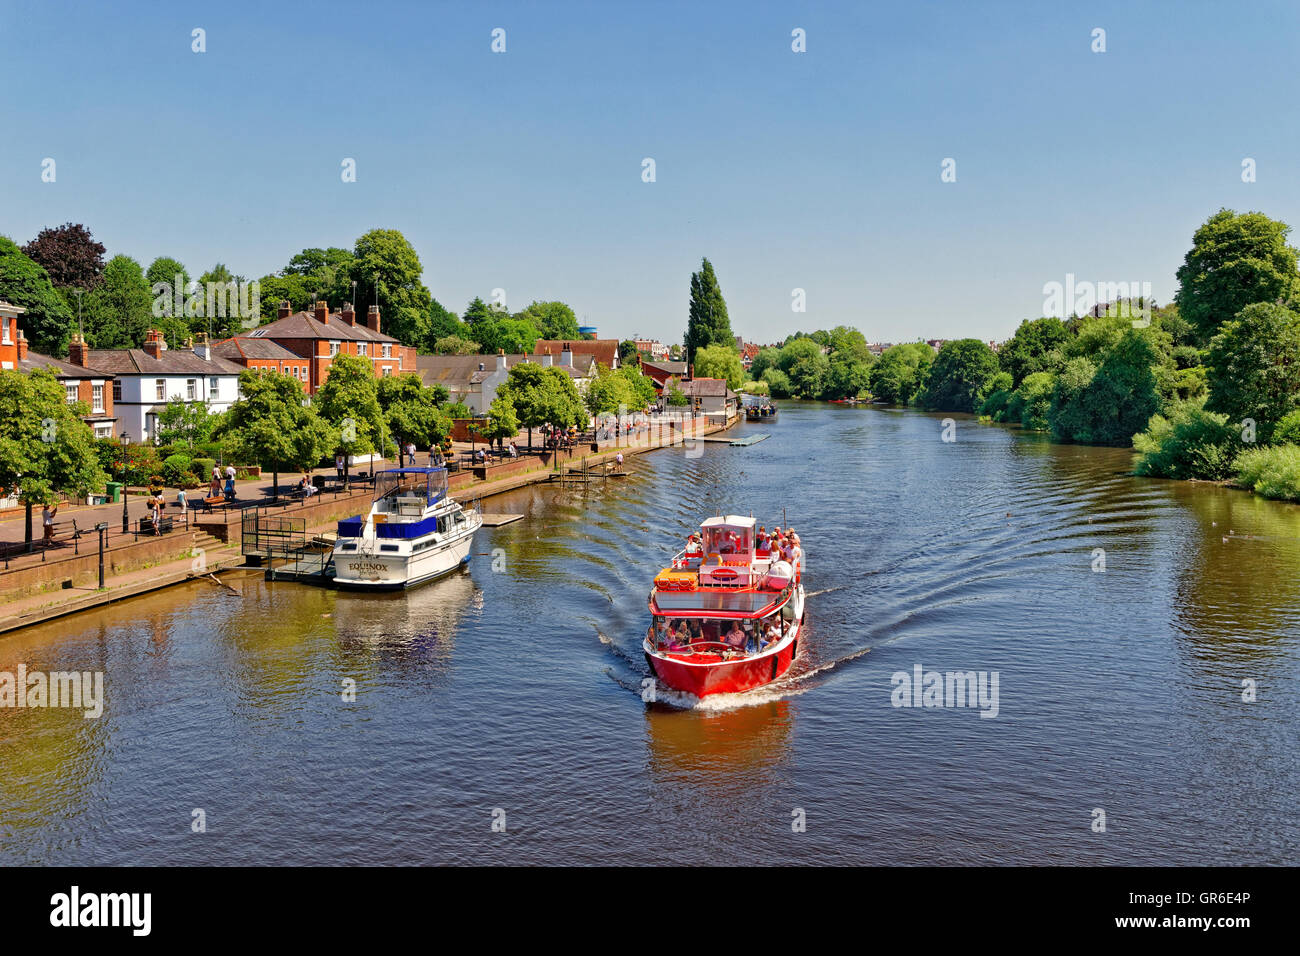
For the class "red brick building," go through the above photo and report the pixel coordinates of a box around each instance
[0,301,117,438]
[216,300,414,395]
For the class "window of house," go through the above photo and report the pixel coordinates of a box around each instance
[92,383,104,412]
[382,343,392,358]
[113,380,122,402]
[186,379,197,400]
[329,341,340,356]
[382,366,392,377]
[66,383,78,403]
[1,321,11,345]
[209,376,219,400]
[358,342,368,356]
[156,379,166,400]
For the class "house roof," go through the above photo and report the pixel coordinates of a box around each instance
[534,338,619,368]
[83,348,245,376]
[416,354,497,390]
[18,349,113,379]
[248,310,398,344]
[677,376,734,398]
[642,360,688,377]
[212,336,301,361]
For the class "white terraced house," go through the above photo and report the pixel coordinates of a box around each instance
[72,329,244,442]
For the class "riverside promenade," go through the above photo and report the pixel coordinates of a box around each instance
[0,412,728,635]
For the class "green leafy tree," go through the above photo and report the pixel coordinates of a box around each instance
[195,263,248,340]
[692,343,745,390]
[748,347,781,382]
[256,272,312,322]
[1133,399,1240,480]
[480,395,520,451]
[316,352,389,463]
[376,372,452,452]
[428,297,465,344]
[495,316,543,355]
[498,362,586,449]
[214,370,332,497]
[619,340,640,364]
[868,343,933,405]
[146,256,190,294]
[1008,372,1055,430]
[823,353,873,399]
[999,317,1069,387]
[515,301,580,341]
[1175,208,1300,343]
[1080,330,1162,445]
[0,368,108,549]
[684,257,733,364]
[1205,301,1300,442]
[156,397,214,449]
[340,229,432,347]
[923,339,1001,412]
[0,236,73,355]
[1048,357,1098,443]
[761,368,792,398]
[434,335,479,355]
[666,381,689,406]
[145,256,194,344]
[81,255,154,348]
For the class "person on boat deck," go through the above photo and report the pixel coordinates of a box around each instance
[664,622,688,651]
[756,528,770,554]
[790,533,803,568]
[685,533,702,557]
[764,621,783,648]
[724,621,747,650]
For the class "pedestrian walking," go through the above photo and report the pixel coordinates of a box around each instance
[42,503,58,546]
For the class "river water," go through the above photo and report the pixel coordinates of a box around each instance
[1,403,1297,865]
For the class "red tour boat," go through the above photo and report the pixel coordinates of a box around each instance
[644,516,806,698]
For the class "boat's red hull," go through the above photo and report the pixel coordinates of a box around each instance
[645,627,800,698]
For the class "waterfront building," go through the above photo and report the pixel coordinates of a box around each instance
[0,301,118,438]
[230,300,413,395]
[76,330,242,442]
[640,359,690,396]
[673,376,738,422]
[416,347,598,416]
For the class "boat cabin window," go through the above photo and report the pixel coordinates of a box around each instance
[374,469,448,510]
[647,613,786,651]
[703,526,752,555]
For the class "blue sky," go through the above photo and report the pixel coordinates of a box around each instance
[2,0,1299,345]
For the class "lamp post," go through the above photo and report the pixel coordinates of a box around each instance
[95,521,109,588]
[120,433,131,533]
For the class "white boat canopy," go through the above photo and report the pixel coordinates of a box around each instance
[701,515,756,530]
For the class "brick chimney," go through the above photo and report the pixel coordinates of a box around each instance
[314,300,330,325]
[496,348,507,372]
[142,329,163,359]
[68,332,90,367]
[541,348,554,368]
[278,300,292,319]
[16,329,29,361]
[366,304,381,334]
[560,346,573,368]
[193,331,211,361]
[342,302,356,327]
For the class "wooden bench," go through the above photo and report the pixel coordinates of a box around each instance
[138,515,175,536]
